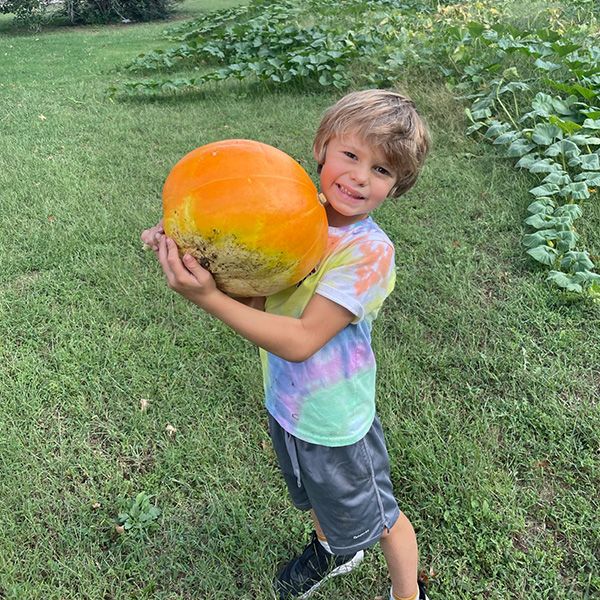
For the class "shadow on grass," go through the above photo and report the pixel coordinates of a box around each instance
[111,77,335,106]
[0,16,155,37]
[110,63,458,106]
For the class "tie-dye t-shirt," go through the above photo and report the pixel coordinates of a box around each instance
[260,217,396,447]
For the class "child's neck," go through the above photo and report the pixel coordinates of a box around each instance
[325,204,369,228]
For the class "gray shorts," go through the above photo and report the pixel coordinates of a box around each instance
[268,414,401,555]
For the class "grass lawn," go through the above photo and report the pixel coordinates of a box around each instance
[0,1,599,598]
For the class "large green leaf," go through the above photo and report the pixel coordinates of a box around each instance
[561,251,595,273]
[529,158,561,173]
[551,215,577,231]
[571,84,598,102]
[467,21,486,37]
[551,41,582,57]
[546,271,583,293]
[529,183,560,196]
[548,116,582,135]
[527,198,556,214]
[559,182,590,200]
[527,245,559,265]
[471,107,492,120]
[515,154,539,169]
[524,213,552,229]
[522,229,558,248]
[531,92,578,118]
[531,92,557,117]
[544,139,580,159]
[583,118,600,130]
[466,122,485,135]
[507,139,536,157]
[579,153,600,171]
[578,270,600,284]
[493,131,518,145]
[555,230,580,252]
[534,58,560,71]
[582,107,600,119]
[568,134,600,146]
[542,171,571,186]
[532,123,562,145]
[484,120,512,140]
[499,81,530,94]
[574,171,600,186]
[554,204,582,220]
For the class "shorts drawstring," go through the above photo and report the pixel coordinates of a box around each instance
[284,430,302,488]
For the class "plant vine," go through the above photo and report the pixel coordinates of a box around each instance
[110,0,600,298]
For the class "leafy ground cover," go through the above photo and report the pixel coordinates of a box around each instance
[0,1,599,599]
[112,0,600,297]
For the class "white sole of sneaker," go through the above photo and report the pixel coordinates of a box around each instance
[297,550,365,600]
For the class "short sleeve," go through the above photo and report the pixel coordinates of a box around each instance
[315,238,395,323]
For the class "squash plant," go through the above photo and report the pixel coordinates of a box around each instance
[112,0,600,298]
[454,23,600,298]
[110,0,384,95]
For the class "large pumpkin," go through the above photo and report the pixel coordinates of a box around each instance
[162,139,328,297]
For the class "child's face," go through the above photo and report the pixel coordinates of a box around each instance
[317,134,397,227]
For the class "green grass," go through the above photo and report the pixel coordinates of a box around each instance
[0,1,599,599]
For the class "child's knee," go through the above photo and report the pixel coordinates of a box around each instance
[380,512,411,541]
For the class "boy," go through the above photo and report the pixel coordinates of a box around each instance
[142,89,431,600]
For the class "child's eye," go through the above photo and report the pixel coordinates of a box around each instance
[374,166,392,177]
[343,151,357,159]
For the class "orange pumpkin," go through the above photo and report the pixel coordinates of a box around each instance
[162,139,328,296]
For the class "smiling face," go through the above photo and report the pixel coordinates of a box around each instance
[317,134,397,227]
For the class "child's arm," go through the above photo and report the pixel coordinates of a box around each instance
[156,235,353,362]
[226,296,266,310]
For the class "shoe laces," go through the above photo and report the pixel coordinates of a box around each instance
[296,533,330,575]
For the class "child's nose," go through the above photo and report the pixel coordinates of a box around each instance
[350,165,369,185]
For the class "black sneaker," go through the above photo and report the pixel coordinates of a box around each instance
[274,531,364,599]
[418,579,430,600]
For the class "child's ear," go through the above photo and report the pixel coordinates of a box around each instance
[313,143,325,174]
[313,142,327,163]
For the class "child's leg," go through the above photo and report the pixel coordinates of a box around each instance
[380,512,419,599]
[310,509,327,541]
[311,506,419,598]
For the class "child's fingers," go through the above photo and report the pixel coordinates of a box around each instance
[158,236,181,285]
[182,253,205,277]
[141,222,165,250]
[179,251,213,289]
[165,237,186,276]
[158,237,214,295]
[140,232,155,248]
[156,235,170,276]
[165,238,200,284]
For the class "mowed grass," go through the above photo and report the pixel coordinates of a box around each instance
[0,1,599,598]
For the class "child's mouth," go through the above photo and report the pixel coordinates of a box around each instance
[336,183,365,200]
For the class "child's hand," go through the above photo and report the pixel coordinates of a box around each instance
[157,235,218,304]
[140,219,164,252]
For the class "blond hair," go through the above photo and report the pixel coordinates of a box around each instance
[313,89,430,197]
